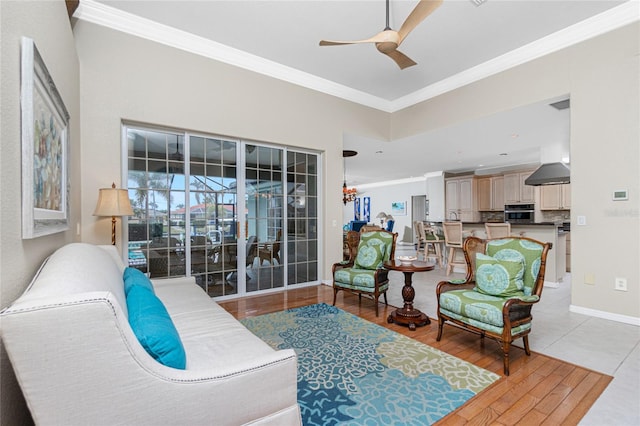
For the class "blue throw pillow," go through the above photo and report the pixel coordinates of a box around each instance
[126,285,186,369]
[123,267,154,296]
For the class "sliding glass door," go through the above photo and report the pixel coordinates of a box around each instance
[245,144,284,292]
[124,123,319,298]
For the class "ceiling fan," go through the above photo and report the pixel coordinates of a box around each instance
[319,0,442,70]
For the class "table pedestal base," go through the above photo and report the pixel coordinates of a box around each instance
[387,309,430,331]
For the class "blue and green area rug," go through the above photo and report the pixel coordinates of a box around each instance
[241,303,500,425]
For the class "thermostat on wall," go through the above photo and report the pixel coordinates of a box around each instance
[612,189,628,201]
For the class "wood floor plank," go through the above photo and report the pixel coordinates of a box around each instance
[495,393,540,424]
[218,284,613,426]
[542,372,612,425]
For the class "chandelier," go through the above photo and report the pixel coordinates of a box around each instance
[342,150,358,205]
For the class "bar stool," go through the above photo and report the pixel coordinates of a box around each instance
[443,222,466,275]
[416,222,444,267]
[485,222,511,239]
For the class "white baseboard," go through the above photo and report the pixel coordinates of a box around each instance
[544,280,560,289]
[570,304,640,326]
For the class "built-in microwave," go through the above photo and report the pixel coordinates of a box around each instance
[504,204,535,223]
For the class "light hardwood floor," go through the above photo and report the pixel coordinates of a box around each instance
[219,284,612,425]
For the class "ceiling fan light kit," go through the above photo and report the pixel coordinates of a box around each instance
[319,0,443,70]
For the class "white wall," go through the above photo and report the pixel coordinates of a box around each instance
[426,172,445,222]
[342,179,426,243]
[0,2,81,424]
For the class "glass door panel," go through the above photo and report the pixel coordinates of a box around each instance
[245,144,284,292]
[188,136,238,297]
[287,152,318,285]
[127,129,186,278]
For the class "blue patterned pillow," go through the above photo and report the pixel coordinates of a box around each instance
[354,241,386,270]
[475,253,525,297]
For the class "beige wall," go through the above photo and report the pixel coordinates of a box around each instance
[392,23,640,319]
[0,1,81,424]
[73,21,390,271]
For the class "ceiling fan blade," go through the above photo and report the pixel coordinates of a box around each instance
[397,0,443,44]
[320,31,393,47]
[382,49,417,70]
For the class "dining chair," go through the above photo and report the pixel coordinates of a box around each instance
[485,222,511,239]
[258,230,281,265]
[415,221,443,268]
[442,222,466,275]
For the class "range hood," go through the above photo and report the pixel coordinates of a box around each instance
[524,162,570,186]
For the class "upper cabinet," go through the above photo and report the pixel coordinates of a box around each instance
[504,170,535,204]
[540,183,571,210]
[445,176,479,222]
[477,176,504,211]
[492,176,505,210]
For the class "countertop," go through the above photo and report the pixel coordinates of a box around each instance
[428,221,567,227]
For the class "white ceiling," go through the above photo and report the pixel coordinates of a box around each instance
[80,0,637,184]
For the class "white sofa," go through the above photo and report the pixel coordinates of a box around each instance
[0,243,301,426]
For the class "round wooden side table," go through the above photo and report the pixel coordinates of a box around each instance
[384,260,435,330]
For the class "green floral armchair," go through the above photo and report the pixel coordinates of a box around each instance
[436,236,552,375]
[332,229,397,316]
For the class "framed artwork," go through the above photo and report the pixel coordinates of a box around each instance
[391,201,407,216]
[363,196,370,222]
[354,197,361,220]
[21,37,70,238]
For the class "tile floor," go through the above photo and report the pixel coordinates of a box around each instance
[388,244,640,425]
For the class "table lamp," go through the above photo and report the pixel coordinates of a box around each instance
[376,212,388,227]
[93,183,133,245]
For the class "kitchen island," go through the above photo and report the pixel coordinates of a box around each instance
[430,221,567,287]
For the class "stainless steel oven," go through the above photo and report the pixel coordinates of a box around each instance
[504,204,535,223]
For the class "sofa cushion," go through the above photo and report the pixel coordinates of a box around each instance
[475,253,525,297]
[127,285,186,369]
[123,267,154,296]
[439,289,532,335]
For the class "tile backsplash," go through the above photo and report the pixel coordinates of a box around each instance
[539,210,570,223]
[480,210,570,223]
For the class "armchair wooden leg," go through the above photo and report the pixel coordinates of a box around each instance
[436,317,444,341]
[332,287,338,306]
[523,335,531,356]
[374,295,379,317]
[502,341,511,376]
[383,292,388,306]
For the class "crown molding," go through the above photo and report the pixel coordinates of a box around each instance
[357,176,426,190]
[390,1,640,112]
[75,0,639,114]
[74,0,393,112]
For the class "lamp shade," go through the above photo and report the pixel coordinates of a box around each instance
[93,184,133,217]
[376,212,388,219]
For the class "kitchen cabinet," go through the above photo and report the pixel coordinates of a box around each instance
[492,176,505,210]
[540,184,571,210]
[504,170,535,204]
[445,176,479,222]
[476,178,491,211]
[477,176,504,211]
